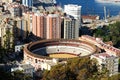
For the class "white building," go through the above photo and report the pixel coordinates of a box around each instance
[39,58,58,70]
[64,4,82,39]
[64,4,82,20]
[91,53,119,76]
[11,64,35,77]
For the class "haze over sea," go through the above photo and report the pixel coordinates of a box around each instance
[56,0,120,19]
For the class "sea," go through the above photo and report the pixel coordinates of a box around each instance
[56,0,120,19]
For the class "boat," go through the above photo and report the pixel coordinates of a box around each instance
[95,0,120,4]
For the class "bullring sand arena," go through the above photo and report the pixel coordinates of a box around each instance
[24,39,97,60]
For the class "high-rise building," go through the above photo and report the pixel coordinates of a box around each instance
[64,4,81,20]
[16,18,27,40]
[23,12,33,33]
[32,13,46,39]
[62,17,78,39]
[32,13,61,39]
[46,14,61,39]
[22,0,33,7]
[64,4,82,39]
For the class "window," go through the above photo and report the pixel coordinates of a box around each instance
[35,59,37,63]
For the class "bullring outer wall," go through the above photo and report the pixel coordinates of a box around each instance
[24,39,97,69]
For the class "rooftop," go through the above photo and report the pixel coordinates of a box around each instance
[93,53,112,59]
[82,15,99,20]
[81,35,120,56]
[20,64,34,70]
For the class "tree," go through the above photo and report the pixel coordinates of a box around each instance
[93,21,120,48]
[3,29,14,52]
[42,57,120,80]
[43,64,66,80]
[108,73,120,80]
[43,57,98,80]
[77,68,88,80]
[0,67,13,80]
[12,70,32,80]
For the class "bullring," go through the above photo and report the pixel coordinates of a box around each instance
[24,39,96,69]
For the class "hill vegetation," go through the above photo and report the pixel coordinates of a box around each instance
[93,21,120,48]
[42,57,120,80]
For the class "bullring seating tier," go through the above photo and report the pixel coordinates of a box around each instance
[24,39,96,59]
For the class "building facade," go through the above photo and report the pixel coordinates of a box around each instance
[15,18,28,40]
[23,12,33,33]
[80,35,120,56]
[11,64,35,77]
[32,13,61,39]
[22,0,33,7]
[7,2,23,17]
[9,5,22,17]
[64,4,82,39]
[64,4,81,20]
[63,17,78,39]
[91,53,119,76]
[46,14,61,39]
[32,13,46,39]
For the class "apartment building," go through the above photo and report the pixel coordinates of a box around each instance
[32,13,46,39]
[46,14,61,39]
[62,16,79,39]
[91,53,119,76]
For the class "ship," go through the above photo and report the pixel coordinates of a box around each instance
[95,0,120,4]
